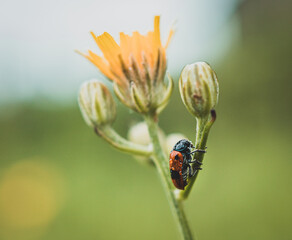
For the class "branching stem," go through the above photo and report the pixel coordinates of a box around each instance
[96,125,152,156]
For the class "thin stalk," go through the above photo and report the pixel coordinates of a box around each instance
[178,110,216,200]
[95,125,152,156]
[144,114,194,240]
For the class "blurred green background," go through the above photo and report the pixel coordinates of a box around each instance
[1,0,292,239]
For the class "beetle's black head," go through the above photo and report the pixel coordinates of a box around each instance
[173,139,193,153]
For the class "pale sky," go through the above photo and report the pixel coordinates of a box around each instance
[0,0,239,104]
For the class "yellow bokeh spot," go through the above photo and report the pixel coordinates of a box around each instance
[0,159,65,238]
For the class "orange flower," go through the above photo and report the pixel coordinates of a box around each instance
[80,16,174,115]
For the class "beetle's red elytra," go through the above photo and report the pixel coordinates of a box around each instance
[169,151,185,190]
[169,139,206,190]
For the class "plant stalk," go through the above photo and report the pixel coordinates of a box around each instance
[95,125,152,156]
[144,114,194,240]
[178,110,216,200]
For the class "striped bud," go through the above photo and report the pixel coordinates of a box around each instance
[78,80,116,127]
[179,62,219,118]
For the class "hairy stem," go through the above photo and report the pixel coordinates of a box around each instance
[96,125,152,156]
[144,114,194,240]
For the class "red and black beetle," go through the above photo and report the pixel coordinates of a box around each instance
[169,139,205,190]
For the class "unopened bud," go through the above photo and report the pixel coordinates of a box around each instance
[128,122,165,146]
[128,122,165,164]
[78,80,116,127]
[179,62,219,118]
[165,133,187,154]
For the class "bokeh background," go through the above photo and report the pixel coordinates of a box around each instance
[1,0,292,239]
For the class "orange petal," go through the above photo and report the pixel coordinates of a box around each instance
[132,31,145,68]
[165,29,174,49]
[120,32,132,66]
[145,31,155,67]
[153,16,162,49]
[91,32,122,73]
[87,50,115,80]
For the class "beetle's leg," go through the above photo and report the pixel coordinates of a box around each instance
[187,163,200,178]
[188,164,193,178]
[189,159,202,164]
[189,159,203,170]
[191,148,207,154]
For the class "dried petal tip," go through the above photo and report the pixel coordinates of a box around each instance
[179,62,219,119]
[78,80,116,127]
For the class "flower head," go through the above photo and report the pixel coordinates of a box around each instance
[179,62,219,119]
[80,16,173,115]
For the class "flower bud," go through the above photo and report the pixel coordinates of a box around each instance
[179,62,219,118]
[128,122,165,147]
[78,80,116,127]
[127,122,165,164]
[165,133,187,154]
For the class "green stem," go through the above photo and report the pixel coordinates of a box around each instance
[144,114,194,240]
[96,125,152,156]
[178,110,216,200]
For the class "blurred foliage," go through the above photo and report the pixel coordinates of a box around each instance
[0,0,292,239]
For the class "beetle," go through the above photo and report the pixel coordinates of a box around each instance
[169,139,206,190]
